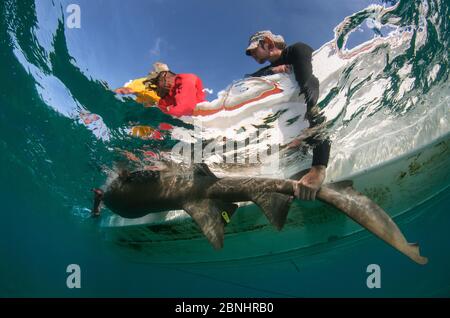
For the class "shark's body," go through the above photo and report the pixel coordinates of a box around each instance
[92,163,427,265]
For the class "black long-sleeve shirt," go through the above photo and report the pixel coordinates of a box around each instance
[248,42,331,167]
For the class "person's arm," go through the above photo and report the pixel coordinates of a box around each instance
[115,78,145,95]
[299,91,331,200]
[166,75,199,117]
[271,64,291,74]
[286,43,331,200]
[114,87,135,94]
[296,107,331,200]
[312,140,331,167]
[304,76,330,168]
[295,139,329,200]
[245,65,274,78]
[284,42,314,92]
[286,44,330,167]
[294,165,326,201]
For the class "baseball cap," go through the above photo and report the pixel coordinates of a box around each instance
[245,30,285,55]
[144,62,170,83]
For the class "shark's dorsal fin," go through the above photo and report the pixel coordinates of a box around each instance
[183,199,234,249]
[193,163,218,179]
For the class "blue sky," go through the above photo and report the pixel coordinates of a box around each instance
[52,0,389,98]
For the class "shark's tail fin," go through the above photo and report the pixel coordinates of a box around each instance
[319,181,428,265]
[406,243,428,265]
[251,192,293,230]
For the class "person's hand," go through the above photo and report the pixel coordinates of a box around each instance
[287,138,303,149]
[143,101,156,108]
[293,165,326,200]
[271,64,291,74]
[115,87,134,94]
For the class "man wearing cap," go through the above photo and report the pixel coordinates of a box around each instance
[145,64,206,117]
[114,62,168,107]
[245,30,331,201]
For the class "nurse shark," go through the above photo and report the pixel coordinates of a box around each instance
[92,163,427,265]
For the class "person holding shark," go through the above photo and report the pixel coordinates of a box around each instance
[245,30,331,202]
[91,32,427,265]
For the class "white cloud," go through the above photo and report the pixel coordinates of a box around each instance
[150,37,163,56]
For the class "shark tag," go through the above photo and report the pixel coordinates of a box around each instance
[221,211,230,224]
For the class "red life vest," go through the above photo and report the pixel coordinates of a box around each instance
[158,74,206,117]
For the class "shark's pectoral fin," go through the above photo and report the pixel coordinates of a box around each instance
[251,193,293,230]
[212,200,238,225]
[183,199,236,249]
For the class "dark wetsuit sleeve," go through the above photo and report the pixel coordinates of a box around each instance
[312,139,331,167]
[275,42,319,109]
[276,42,331,167]
[303,75,331,167]
[275,42,314,93]
[307,78,331,167]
